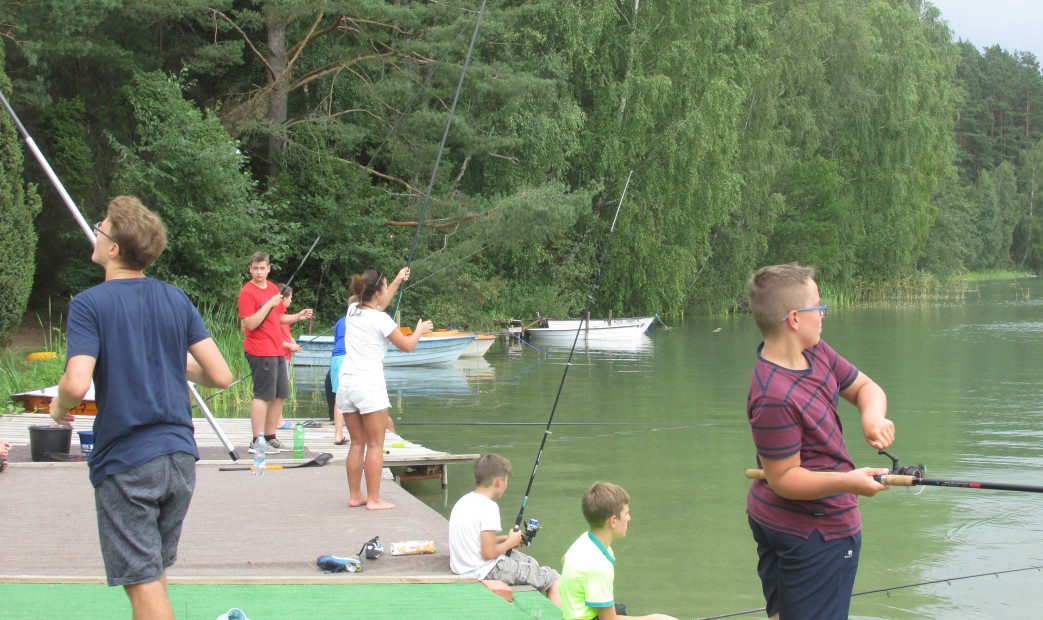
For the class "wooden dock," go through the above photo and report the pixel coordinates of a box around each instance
[0,413,480,584]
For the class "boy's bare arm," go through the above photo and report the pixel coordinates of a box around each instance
[762,453,890,500]
[840,372,894,450]
[480,529,523,560]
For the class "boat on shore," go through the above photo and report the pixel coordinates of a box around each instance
[524,316,655,343]
[10,385,97,415]
[295,331,476,367]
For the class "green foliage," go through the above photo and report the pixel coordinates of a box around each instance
[0,47,43,347]
[109,70,259,302]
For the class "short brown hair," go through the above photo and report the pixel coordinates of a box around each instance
[474,454,512,487]
[748,263,815,336]
[105,196,167,270]
[249,251,269,268]
[582,481,629,528]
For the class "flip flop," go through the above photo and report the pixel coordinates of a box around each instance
[0,458,7,473]
[277,422,293,430]
[334,438,348,445]
[302,420,323,428]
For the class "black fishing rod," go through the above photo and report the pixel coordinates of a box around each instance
[0,89,239,460]
[281,6,482,291]
[696,564,1043,619]
[509,169,635,542]
[392,0,488,319]
[397,421,685,427]
[746,450,1043,494]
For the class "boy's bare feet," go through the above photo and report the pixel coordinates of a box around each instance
[366,499,396,510]
[348,495,368,507]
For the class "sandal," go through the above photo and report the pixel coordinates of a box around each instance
[302,420,323,428]
[334,438,348,446]
[277,421,293,430]
[0,458,7,473]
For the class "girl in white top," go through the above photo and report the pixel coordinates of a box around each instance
[336,267,432,510]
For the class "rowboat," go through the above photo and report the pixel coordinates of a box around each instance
[295,331,476,367]
[524,316,655,344]
[461,332,498,357]
[10,385,97,415]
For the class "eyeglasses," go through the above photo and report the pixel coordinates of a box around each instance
[93,221,117,245]
[781,304,828,322]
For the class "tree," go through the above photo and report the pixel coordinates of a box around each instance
[109,70,259,301]
[0,45,42,346]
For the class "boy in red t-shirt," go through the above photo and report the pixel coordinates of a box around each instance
[238,252,312,453]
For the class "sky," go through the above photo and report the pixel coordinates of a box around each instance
[929,0,1043,61]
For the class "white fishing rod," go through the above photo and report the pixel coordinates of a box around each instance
[0,89,239,461]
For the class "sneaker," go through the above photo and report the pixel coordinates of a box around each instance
[248,438,285,454]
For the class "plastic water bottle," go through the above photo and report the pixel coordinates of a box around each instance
[253,432,266,477]
[293,421,304,459]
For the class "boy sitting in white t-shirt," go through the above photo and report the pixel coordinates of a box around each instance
[448,454,561,606]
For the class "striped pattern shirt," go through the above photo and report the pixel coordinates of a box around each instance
[746,340,861,540]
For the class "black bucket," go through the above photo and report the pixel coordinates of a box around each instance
[29,425,73,462]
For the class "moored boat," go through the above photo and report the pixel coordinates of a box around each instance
[295,331,476,367]
[524,316,654,343]
[11,385,97,415]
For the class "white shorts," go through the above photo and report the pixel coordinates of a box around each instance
[336,373,391,414]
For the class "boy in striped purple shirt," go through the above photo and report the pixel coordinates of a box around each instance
[746,263,894,620]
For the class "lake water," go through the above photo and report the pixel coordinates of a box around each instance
[295,279,1043,619]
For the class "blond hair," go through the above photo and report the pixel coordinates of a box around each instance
[106,196,167,270]
[748,263,815,336]
[582,481,630,528]
[474,454,512,487]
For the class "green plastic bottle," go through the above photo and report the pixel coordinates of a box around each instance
[293,421,304,459]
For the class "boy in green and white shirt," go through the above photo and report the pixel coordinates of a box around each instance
[560,482,676,620]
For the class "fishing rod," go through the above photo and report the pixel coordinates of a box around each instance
[0,89,239,460]
[392,0,488,319]
[509,170,635,545]
[396,421,685,427]
[696,564,1043,619]
[401,243,488,292]
[746,450,1043,494]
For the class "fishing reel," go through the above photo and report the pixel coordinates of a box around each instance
[521,517,542,546]
[878,450,926,479]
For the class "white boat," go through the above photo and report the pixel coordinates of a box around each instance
[460,332,499,357]
[295,332,475,367]
[524,316,655,344]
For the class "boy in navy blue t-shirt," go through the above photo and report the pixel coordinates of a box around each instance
[52,196,232,620]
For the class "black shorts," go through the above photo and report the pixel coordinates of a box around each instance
[246,353,290,400]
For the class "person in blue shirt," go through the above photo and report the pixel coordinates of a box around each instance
[51,196,232,620]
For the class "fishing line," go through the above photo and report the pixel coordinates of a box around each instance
[509,169,634,536]
[392,0,488,319]
[696,564,1043,620]
[281,26,446,290]
[0,89,239,460]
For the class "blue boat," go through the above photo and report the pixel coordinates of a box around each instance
[295,332,476,367]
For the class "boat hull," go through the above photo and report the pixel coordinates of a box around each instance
[11,385,97,416]
[295,333,476,367]
[525,317,654,343]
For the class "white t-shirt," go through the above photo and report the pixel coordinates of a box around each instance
[448,491,502,579]
[339,302,398,381]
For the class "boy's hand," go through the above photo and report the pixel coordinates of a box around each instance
[862,414,895,450]
[845,467,891,497]
[265,293,284,308]
[506,528,524,549]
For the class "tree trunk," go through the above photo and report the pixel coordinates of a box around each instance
[267,20,289,169]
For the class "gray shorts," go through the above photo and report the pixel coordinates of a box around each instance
[94,452,196,587]
[246,353,290,400]
[485,550,560,593]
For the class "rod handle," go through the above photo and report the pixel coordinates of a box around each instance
[746,469,917,486]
